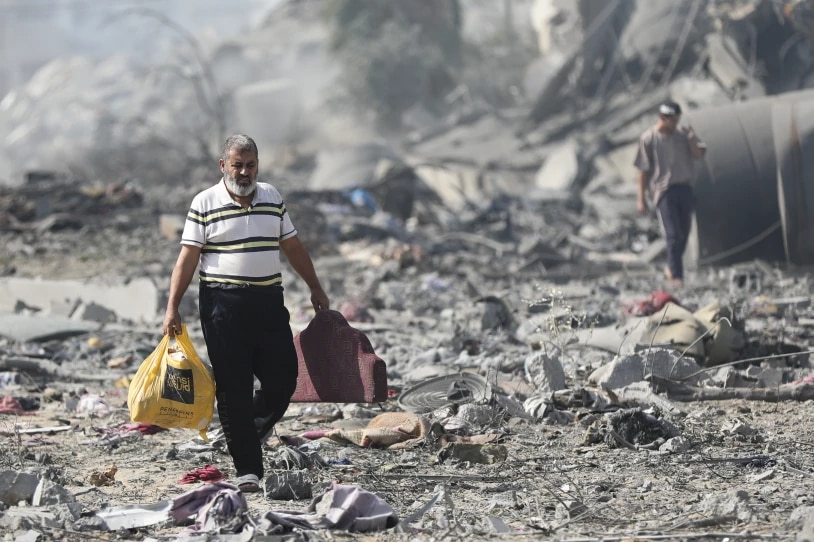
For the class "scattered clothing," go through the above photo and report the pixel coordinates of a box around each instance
[257,483,398,534]
[622,290,681,317]
[170,481,248,534]
[76,394,112,415]
[312,412,433,449]
[0,396,28,415]
[116,423,166,436]
[338,300,375,323]
[179,465,226,484]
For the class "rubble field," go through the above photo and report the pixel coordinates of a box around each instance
[1,0,814,540]
[0,189,813,541]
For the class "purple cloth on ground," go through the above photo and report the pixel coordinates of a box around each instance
[258,483,398,533]
[169,481,247,524]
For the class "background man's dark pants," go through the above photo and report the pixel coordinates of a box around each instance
[199,285,298,478]
[657,184,694,281]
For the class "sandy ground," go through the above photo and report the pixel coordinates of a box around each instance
[1,221,813,541]
[3,389,813,541]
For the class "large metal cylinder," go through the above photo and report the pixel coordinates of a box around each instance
[773,100,814,265]
[685,89,814,268]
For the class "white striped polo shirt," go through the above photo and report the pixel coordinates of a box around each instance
[180,179,298,286]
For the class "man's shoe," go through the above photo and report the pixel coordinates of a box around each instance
[235,473,261,493]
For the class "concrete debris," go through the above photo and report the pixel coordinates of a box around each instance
[0,277,160,324]
[588,348,709,390]
[0,471,40,506]
[698,489,755,523]
[0,313,100,342]
[790,506,814,542]
[32,479,76,507]
[95,500,173,531]
[659,435,692,453]
[437,443,508,465]
[596,407,680,450]
[554,499,587,521]
[524,349,566,394]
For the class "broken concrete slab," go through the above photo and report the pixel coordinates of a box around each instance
[524,350,566,394]
[71,302,118,324]
[0,313,100,342]
[309,143,402,192]
[0,471,39,506]
[0,504,82,532]
[705,33,765,100]
[532,139,582,201]
[589,348,709,390]
[670,75,732,111]
[32,479,76,506]
[95,500,173,530]
[0,277,160,323]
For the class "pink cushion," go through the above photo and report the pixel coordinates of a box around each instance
[291,310,388,403]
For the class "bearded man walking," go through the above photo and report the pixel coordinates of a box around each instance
[162,134,329,492]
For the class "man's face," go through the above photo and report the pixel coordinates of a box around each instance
[220,149,258,198]
[659,114,680,133]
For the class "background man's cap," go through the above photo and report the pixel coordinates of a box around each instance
[659,101,682,116]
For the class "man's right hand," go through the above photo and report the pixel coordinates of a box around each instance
[163,308,182,337]
[637,196,647,215]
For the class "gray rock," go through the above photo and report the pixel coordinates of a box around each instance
[456,404,497,427]
[32,479,76,506]
[532,139,582,201]
[699,489,754,522]
[11,530,42,542]
[524,350,566,394]
[789,506,814,542]
[660,436,691,453]
[0,471,39,506]
[71,302,117,324]
[589,349,707,390]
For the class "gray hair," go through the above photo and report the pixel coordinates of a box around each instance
[221,134,258,161]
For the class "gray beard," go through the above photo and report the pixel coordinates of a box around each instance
[224,174,257,198]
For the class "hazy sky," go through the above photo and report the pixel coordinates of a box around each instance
[0,0,283,93]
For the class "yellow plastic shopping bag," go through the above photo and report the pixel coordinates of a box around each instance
[127,324,215,441]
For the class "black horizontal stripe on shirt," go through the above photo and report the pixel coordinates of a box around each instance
[202,209,283,226]
[201,245,279,254]
[204,236,279,247]
[186,214,205,226]
[196,202,284,219]
[199,270,282,283]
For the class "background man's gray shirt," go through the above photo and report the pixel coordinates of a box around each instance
[634,126,702,205]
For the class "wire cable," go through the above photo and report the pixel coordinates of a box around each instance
[697,220,783,266]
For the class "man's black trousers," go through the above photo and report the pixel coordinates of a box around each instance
[199,285,298,478]
[657,184,694,281]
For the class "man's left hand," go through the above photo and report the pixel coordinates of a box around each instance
[310,287,330,312]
